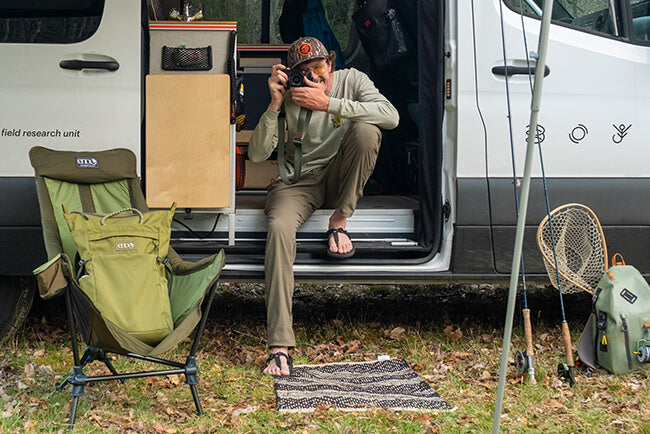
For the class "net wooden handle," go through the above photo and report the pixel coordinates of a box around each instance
[561,321,574,366]
[523,309,534,356]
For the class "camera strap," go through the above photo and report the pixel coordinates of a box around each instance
[277,104,312,185]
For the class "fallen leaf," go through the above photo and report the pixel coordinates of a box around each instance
[544,399,566,412]
[444,325,463,342]
[23,419,37,432]
[343,340,360,354]
[232,404,258,416]
[384,327,406,341]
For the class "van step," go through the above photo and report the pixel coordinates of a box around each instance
[171,238,426,258]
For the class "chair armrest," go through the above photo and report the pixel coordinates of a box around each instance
[166,248,225,276]
[32,253,73,299]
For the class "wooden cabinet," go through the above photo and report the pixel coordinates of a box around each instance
[145,74,230,208]
[146,22,237,243]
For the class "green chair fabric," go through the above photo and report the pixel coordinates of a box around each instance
[30,145,224,356]
[29,146,225,428]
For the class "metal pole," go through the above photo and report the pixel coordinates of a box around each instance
[492,1,554,432]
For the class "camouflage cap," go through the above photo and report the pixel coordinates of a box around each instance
[287,37,329,69]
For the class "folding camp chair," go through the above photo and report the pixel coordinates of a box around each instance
[29,146,225,429]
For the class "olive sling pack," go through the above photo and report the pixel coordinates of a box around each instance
[578,256,650,374]
[62,205,176,345]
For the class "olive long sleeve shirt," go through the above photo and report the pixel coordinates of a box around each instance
[248,68,399,177]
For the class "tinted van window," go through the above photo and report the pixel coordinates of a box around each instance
[503,0,618,37]
[0,0,104,44]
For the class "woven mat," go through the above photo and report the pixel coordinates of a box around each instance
[274,359,453,413]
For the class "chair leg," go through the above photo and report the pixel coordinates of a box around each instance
[68,396,80,430]
[184,355,204,415]
[63,286,81,366]
[189,384,204,415]
[184,284,217,416]
[104,359,119,376]
[189,284,217,357]
[64,365,87,430]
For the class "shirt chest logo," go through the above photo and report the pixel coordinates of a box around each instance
[330,114,344,128]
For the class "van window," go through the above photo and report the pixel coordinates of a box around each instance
[0,0,104,44]
[202,0,352,47]
[503,0,618,36]
[631,0,650,41]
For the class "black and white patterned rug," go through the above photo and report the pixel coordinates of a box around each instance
[274,359,453,413]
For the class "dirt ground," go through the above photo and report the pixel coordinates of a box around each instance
[29,281,594,330]
[209,282,593,328]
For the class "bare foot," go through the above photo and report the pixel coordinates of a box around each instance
[328,211,353,255]
[263,346,291,376]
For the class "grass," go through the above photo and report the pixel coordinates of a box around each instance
[1,283,649,433]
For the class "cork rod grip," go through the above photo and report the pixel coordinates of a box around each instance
[561,321,574,366]
[523,309,534,356]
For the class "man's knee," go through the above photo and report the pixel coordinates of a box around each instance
[267,215,300,239]
[345,122,382,155]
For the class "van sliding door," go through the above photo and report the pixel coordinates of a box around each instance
[0,0,141,274]
[466,0,650,275]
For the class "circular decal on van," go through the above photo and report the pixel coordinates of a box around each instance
[298,43,312,56]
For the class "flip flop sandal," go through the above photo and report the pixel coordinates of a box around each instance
[325,228,356,259]
[265,351,294,376]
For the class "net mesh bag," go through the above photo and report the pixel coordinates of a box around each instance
[162,46,212,71]
[536,203,608,294]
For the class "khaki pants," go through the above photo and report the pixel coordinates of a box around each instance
[264,122,382,347]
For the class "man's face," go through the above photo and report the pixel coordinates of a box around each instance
[294,58,333,94]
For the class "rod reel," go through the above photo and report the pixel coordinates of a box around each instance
[634,324,650,363]
[636,345,650,363]
[513,350,529,374]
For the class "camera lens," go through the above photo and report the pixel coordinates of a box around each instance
[289,72,303,86]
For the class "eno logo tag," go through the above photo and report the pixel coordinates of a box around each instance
[75,156,99,169]
[620,288,637,304]
[115,241,137,252]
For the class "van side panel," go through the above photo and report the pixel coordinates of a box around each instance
[0,0,141,177]
[457,1,650,276]
[0,178,46,275]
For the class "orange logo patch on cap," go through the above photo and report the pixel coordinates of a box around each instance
[298,43,312,56]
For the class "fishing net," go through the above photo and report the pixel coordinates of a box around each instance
[536,204,608,294]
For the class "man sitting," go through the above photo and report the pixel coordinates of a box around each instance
[248,36,399,376]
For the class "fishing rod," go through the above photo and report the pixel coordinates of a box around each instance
[513,2,575,387]
[496,0,536,385]
[535,112,576,386]
[492,0,554,431]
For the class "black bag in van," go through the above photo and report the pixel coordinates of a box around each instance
[353,0,413,68]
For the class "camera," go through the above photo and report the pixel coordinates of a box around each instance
[287,68,314,88]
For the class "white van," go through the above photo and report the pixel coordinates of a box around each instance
[1,0,648,339]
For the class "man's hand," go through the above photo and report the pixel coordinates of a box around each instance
[290,76,330,112]
[268,64,288,112]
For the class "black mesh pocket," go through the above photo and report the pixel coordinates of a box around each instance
[161,46,212,71]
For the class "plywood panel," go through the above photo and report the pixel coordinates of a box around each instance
[146,74,230,208]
